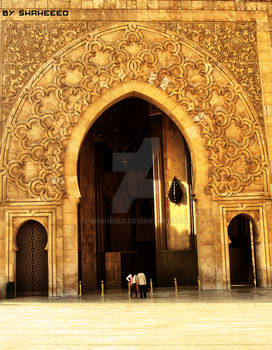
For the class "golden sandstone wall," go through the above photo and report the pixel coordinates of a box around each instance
[0,0,272,297]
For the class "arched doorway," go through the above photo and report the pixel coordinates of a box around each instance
[78,97,198,292]
[228,214,257,288]
[16,220,48,296]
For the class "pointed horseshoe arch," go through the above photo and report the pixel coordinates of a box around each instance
[65,81,208,200]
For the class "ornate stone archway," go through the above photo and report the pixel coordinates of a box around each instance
[1,23,268,201]
[0,23,270,295]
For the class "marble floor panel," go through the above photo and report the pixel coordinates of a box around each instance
[0,288,272,349]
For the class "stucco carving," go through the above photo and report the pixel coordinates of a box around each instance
[160,22,263,124]
[1,23,267,201]
[2,22,102,123]
[2,22,262,126]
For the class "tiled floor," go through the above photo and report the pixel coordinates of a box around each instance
[1,287,272,349]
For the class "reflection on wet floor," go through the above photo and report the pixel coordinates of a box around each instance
[1,288,272,349]
[3,286,272,304]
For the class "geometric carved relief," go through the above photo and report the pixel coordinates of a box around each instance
[1,23,268,201]
[2,22,263,127]
[2,22,101,124]
[160,22,263,125]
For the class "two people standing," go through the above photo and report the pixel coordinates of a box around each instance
[126,272,147,298]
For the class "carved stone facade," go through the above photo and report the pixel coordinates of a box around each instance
[1,23,268,200]
[1,1,272,297]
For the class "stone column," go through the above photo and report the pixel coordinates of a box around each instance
[150,113,167,251]
[0,208,6,298]
[63,197,79,296]
[95,142,105,289]
[196,199,217,290]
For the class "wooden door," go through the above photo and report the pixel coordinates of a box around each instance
[16,221,48,296]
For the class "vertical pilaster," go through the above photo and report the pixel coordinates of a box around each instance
[150,110,167,251]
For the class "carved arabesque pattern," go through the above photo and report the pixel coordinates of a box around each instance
[2,24,267,200]
[2,22,103,124]
[159,22,263,124]
[2,22,263,128]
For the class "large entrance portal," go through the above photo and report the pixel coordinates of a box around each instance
[78,98,198,292]
[16,220,48,296]
[228,214,258,287]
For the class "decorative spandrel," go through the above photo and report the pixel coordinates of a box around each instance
[159,22,263,126]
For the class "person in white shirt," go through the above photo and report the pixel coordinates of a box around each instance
[126,273,138,298]
[137,272,147,298]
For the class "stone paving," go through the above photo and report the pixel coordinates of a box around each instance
[1,288,272,349]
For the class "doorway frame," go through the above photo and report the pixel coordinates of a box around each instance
[4,208,58,297]
[220,202,271,289]
[15,219,49,296]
